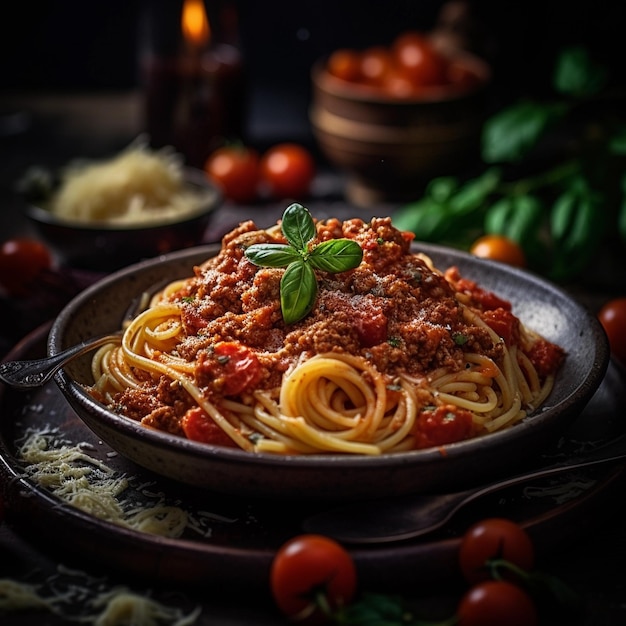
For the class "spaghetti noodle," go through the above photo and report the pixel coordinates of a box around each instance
[89,216,564,455]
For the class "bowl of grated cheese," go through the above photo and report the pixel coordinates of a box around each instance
[18,140,221,272]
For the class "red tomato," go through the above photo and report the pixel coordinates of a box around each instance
[204,145,260,203]
[447,60,482,91]
[214,341,263,396]
[392,32,449,87]
[181,406,237,447]
[457,580,538,626]
[598,297,626,365]
[413,404,475,449]
[470,235,527,268]
[327,49,362,82]
[459,518,535,584]
[381,68,417,99]
[359,46,395,86]
[259,143,315,200]
[270,534,357,624]
[0,238,52,297]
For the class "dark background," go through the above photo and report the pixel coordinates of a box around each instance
[1,1,625,145]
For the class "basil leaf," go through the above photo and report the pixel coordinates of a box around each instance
[553,46,607,98]
[281,203,316,252]
[482,100,566,164]
[448,168,501,216]
[308,239,363,272]
[609,124,626,156]
[245,243,301,267]
[280,261,317,325]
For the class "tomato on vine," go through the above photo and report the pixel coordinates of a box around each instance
[457,580,538,626]
[459,517,535,584]
[270,534,357,624]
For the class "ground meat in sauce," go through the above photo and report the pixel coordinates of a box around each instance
[113,216,544,432]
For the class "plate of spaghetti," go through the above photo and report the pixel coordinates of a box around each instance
[49,205,609,500]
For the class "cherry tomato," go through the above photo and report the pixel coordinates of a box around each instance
[457,580,538,626]
[381,68,417,99]
[447,60,482,91]
[0,238,52,297]
[459,518,535,584]
[270,534,357,624]
[204,145,260,204]
[392,32,449,87]
[470,235,527,268]
[359,46,395,86]
[598,297,626,365]
[259,143,315,200]
[327,49,362,83]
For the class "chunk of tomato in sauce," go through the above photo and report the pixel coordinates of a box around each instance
[481,307,520,345]
[526,338,565,378]
[197,341,263,396]
[182,407,237,447]
[354,309,388,347]
[445,267,512,311]
[412,404,475,449]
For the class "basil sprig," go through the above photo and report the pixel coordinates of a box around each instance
[245,203,363,324]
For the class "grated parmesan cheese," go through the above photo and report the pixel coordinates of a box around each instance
[0,567,201,624]
[17,429,191,538]
[47,139,212,226]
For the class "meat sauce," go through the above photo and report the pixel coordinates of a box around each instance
[114,217,564,446]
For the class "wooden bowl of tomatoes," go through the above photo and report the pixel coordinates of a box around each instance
[310,31,491,206]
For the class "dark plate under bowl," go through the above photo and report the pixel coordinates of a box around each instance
[23,167,221,272]
[49,243,609,501]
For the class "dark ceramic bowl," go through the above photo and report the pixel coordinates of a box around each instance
[49,243,609,501]
[23,167,221,272]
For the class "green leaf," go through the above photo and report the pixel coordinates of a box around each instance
[609,124,626,156]
[619,174,626,245]
[244,243,301,267]
[424,176,459,203]
[393,198,452,242]
[280,261,317,325]
[448,168,501,216]
[549,178,605,280]
[281,203,316,251]
[309,239,363,272]
[482,100,566,163]
[553,46,608,98]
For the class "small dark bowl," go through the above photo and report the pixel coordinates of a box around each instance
[310,52,491,206]
[49,243,610,502]
[22,167,221,272]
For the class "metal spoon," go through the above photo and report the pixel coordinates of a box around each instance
[0,333,121,389]
[303,435,626,544]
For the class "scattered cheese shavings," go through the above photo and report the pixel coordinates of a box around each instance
[86,588,202,626]
[523,476,597,504]
[0,579,53,611]
[0,572,201,625]
[16,430,191,538]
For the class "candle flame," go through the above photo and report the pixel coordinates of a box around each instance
[182,0,211,48]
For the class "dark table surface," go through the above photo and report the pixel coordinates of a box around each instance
[1,91,626,625]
